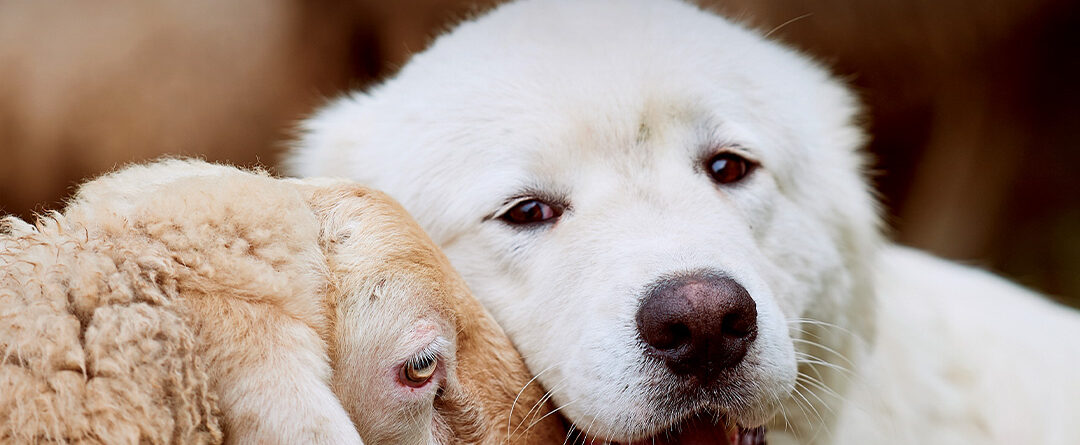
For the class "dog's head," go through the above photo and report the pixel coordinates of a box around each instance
[291,0,882,442]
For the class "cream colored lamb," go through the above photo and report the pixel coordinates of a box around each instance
[0,159,564,444]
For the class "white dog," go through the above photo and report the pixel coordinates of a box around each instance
[288,0,1080,443]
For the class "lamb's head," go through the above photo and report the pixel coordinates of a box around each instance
[61,159,563,443]
[300,180,566,444]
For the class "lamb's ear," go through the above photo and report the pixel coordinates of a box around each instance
[292,180,375,249]
[284,93,373,179]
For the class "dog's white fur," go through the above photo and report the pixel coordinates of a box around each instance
[288,0,1080,443]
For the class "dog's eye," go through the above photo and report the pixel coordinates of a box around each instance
[400,355,438,387]
[501,199,562,225]
[706,152,754,184]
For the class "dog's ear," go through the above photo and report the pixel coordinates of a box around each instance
[285,93,375,180]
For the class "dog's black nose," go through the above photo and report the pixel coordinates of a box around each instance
[636,271,757,381]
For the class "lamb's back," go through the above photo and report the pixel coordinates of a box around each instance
[1,215,223,444]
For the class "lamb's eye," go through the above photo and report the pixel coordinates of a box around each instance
[501,199,562,225]
[706,152,754,184]
[400,356,437,387]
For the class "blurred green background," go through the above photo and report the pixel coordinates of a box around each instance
[1,0,1077,304]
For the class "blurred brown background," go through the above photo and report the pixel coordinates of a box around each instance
[1,0,1077,303]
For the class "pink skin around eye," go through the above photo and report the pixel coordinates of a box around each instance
[388,322,447,396]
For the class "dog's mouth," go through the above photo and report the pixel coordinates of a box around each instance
[572,416,765,445]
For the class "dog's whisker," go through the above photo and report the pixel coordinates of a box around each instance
[791,338,857,368]
[506,361,562,440]
[512,372,573,437]
[577,404,603,445]
[523,399,578,436]
[794,379,836,413]
[762,12,814,39]
[789,395,824,440]
[788,317,858,338]
[522,374,569,419]
[795,352,853,376]
[771,385,794,433]
[796,374,842,402]
[578,388,627,445]
[794,381,837,444]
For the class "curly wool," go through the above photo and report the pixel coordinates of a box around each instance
[1,210,223,443]
[2,158,568,444]
[1,159,336,444]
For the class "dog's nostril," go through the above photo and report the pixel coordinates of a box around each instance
[721,311,753,337]
[653,322,691,351]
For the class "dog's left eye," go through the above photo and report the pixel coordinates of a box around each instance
[706,152,755,185]
[501,199,562,225]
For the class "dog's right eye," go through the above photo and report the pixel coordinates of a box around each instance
[705,151,755,185]
[500,199,562,225]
